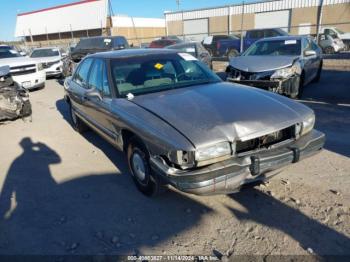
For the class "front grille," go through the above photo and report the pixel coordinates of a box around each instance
[236,126,295,154]
[227,66,273,80]
[10,64,36,76]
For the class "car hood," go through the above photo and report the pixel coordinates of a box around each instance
[130,82,312,147]
[229,55,299,72]
[0,57,38,67]
[339,33,350,39]
[30,56,62,63]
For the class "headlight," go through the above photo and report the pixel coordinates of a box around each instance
[301,114,315,136]
[195,142,232,162]
[271,63,301,79]
[37,63,44,71]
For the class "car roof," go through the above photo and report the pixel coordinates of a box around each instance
[167,42,198,48]
[257,35,306,42]
[89,48,178,59]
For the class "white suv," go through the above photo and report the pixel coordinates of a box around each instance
[0,47,46,90]
[30,47,64,78]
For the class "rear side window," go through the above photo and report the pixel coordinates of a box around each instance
[88,59,111,96]
[73,58,93,87]
[248,30,264,39]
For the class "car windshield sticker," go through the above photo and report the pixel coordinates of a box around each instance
[203,36,213,45]
[285,40,297,45]
[178,53,198,61]
[185,47,196,53]
[104,39,112,45]
[154,63,164,70]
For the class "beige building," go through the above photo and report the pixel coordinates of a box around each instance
[165,0,350,40]
[15,0,166,47]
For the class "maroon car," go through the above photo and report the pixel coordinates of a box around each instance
[149,38,181,48]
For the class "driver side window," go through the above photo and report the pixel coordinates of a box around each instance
[73,58,93,88]
[88,59,111,97]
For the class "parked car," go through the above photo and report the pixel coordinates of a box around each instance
[149,38,182,48]
[321,27,350,50]
[318,34,345,54]
[30,47,64,78]
[63,36,129,77]
[64,49,325,197]
[226,35,322,99]
[202,28,288,59]
[202,35,241,59]
[0,65,32,121]
[167,42,212,69]
[0,47,45,90]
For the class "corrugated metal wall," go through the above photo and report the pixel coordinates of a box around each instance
[165,0,350,21]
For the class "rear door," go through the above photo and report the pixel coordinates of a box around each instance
[302,38,318,83]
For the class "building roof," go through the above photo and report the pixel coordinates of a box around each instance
[15,0,108,37]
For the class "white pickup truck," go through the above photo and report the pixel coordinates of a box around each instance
[321,27,350,50]
[0,47,46,90]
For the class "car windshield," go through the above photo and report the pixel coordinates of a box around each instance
[31,49,59,57]
[0,49,21,59]
[111,53,220,97]
[243,39,301,56]
[335,28,344,34]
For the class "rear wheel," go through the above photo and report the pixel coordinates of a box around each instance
[127,137,162,197]
[227,49,239,60]
[69,103,88,133]
[324,46,335,54]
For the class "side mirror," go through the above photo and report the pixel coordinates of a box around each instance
[0,65,10,78]
[61,53,67,58]
[304,50,316,57]
[86,89,102,100]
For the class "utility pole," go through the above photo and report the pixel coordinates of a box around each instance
[176,0,180,10]
[316,0,324,44]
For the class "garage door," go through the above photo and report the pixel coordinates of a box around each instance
[184,18,209,41]
[255,10,290,32]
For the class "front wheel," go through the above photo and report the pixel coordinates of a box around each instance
[324,46,335,54]
[127,138,162,197]
[69,103,88,133]
[289,74,304,99]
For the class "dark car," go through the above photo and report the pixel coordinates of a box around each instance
[64,49,325,197]
[202,35,239,57]
[149,38,182,48]
[226,35,323,99]
[63,36,129,77]
[167,42,212,69]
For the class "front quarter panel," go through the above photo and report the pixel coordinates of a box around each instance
[109,99,196,156]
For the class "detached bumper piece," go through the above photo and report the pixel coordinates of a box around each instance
[228,75,299,96]
[150,130,325,195]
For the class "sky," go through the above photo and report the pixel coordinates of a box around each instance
[0,0,247,41]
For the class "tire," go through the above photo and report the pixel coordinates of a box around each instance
[312,62,323,83]
[227,49,239,60]
[324,46,335,54]
[127,138,162,197]
[69,103,88,133]
[289,74,304,99]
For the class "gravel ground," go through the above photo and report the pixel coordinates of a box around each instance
[0,66,349,258]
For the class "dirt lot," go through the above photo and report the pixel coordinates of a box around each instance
[0,63,349,258]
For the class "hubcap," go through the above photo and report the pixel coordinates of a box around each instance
[131,153,146,182]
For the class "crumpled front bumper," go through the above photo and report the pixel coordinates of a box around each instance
[150,129,325,195]
[228,75,299,96]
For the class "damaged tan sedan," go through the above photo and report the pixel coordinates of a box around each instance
[64,49,325,196]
